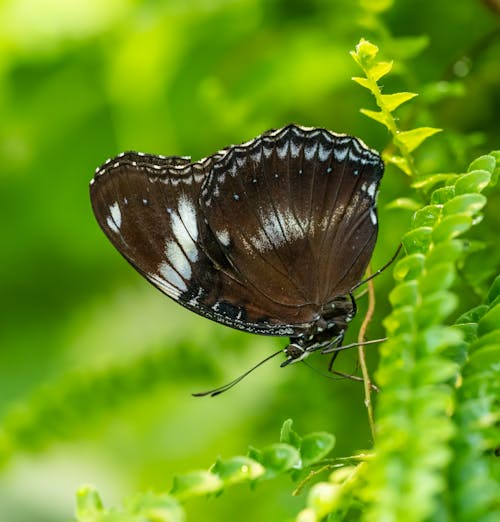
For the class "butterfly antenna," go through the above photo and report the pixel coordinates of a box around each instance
[192,349,283,397]
[351,243,403,291]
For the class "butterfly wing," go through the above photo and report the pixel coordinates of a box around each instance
[90,125,383,337]
[90,151,312,336]
[200,125,383,311]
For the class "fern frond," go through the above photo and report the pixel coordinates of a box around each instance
[449,274,500,521]
[73,420,337,522]
[351,38,441,176]
[360,153,496,522]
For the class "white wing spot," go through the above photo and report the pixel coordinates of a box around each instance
[263,144,273,158]
[216,229,230,247]
[158,262,188,292]
[318,143,330,161]
[276,140,289,159]
[367,182,377,198]
[166,241,192,280]
[290,140,300,158]
[171,213,198,263]
[178,195,198,241]
[250,150,261,162]
[370,208,377,225]
[188,287,204,306]
[334,147,348,162]
[304,143,318,161]
[106,216,119,234]
[109,201,121,228]
[254,208,307,251]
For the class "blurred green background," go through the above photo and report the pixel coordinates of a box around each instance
[1,1,499,521]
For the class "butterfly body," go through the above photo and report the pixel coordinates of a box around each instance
[90,125,383,365]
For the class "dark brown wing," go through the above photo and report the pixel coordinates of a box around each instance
[200,125,383,310]
[90,125,383,337]
[90,150,310,336]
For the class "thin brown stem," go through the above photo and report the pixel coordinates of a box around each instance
[292,465,331,496]
[358,267,376,442]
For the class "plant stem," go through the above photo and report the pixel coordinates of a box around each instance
[357,267,376,442]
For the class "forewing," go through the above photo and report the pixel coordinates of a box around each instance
[90,151,311,336]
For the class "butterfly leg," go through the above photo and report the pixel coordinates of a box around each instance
[327,350,340,372]
[328,369,380,392]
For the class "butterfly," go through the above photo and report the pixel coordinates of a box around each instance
[90,124,384,371]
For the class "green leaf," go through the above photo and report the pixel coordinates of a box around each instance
[393,254,425,281]
[76,485,104,520]
[396,127,441,153]
[383,306,415,336]
[417,292,458,326]
[432,214,472,242]
[307,482,342,518]
[415,357,458,385]
[417,326,463,355]
[253,443,301,475]
[454,170,491,194]
[412,173,457,191]
[280,418,302,448]
[170,471,223,499]
[471,329,500,350]
[352,38,379,62]
[452,323,478,345]
[467,154,496,173]
[380,92,417,111]
[430,186,455,204]
[384,154,412,175]
[370,60,393,81]
[385,197,421,211]
[466,344,500,373]
[402,227,433,254]
[426,240,464,265]
[487,275,500,304]
[126,492,184,522]
[478,303,500,336]
[300,432,335,467]
[412,205,442,228]
[212,456,265,484]
[443,194,487,216]
[352,76,371,90]
[360,108,391,127]
[419,263,455,294]
[455,305,489,325]
[389,280,419,307]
